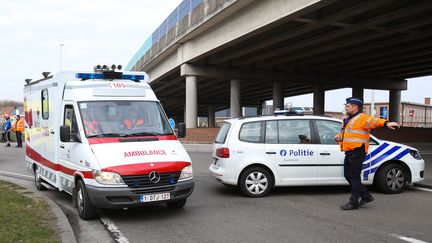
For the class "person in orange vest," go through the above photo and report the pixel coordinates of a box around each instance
[335,97,400,210]
[83,117,100,135]
[14,115,25,148]
[122,113,144,130]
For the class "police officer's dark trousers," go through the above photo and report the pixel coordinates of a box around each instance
[344,145,371,206]
[16,131,22,147]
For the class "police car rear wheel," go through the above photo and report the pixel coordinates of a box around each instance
[34,167,46,191]
[376,164,406,194]
[239,167,273,197]
[76,180,97,220]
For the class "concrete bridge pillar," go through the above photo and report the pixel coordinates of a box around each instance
[389,90,401,124]
[313,85,325,115]
[208,106,215,128]
[273,81,284,111]
[185,76,198,128]
[352,88,364,101]
[230,79,242,118]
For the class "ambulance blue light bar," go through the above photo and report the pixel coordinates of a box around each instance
[75,73,145,81]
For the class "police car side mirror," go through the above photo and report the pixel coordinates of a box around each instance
[176,122,186,138]
[60,125,71,142]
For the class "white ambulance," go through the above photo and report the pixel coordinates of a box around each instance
[24,66,194,219]
[209,113,425,197]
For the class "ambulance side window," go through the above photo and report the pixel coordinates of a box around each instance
[41,89,49,120]
[63,105,80,141]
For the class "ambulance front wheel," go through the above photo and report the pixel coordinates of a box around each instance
[76,179,98,220]
[34,166,46,191]
[167,198,187,209]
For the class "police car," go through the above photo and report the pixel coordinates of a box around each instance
[209,112,425,197]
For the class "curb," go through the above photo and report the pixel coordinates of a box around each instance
[0,172,77,243]
[414,183,432,190]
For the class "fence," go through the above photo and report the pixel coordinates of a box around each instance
[126,0,235,71]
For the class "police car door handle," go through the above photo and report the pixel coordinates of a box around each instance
[320,152,331,156]
[266,151,277,154]
[60,144,65,149]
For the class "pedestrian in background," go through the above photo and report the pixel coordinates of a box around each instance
[3,114,12,147]
[14,115,24,148]
[335,97,400,210]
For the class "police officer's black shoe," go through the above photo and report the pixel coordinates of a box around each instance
[359,196,375,207]
[341,203,358,210]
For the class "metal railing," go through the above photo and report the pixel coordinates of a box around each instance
[126,0,235,71]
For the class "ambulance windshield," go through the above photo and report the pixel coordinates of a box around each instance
[78,101,174,138]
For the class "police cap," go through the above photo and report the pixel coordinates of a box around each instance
[346,97,363,106]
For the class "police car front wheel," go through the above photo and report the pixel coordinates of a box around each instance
[376,163,406,194]
[239,167,273,197]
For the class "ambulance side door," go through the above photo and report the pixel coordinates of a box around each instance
[59,103,83,194]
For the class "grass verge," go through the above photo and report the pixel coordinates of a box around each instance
[0,180,60,243]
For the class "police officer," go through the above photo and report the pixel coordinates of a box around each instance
[335,97,400,210]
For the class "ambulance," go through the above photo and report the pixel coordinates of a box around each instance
[209,113,425,197]
[24,65,194,219]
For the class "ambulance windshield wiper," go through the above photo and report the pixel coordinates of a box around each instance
[127,132,173,136]
[87,133,129,138]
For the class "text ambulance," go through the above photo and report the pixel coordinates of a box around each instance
[24,66,194,219]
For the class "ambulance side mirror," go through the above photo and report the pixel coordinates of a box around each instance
[60,125,71,142]
[176,122,186,138]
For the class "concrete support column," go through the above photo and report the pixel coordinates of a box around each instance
[352,88,364,101]
[273,81,284,111]
[185,76,198,128]
[389,90,401,124]
[230,79,242,118]
[313,85,325,115]
[208,106,215,128]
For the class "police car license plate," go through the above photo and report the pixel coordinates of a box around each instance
[140,192,170,203]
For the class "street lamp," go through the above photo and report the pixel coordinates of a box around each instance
[59,44,64,69]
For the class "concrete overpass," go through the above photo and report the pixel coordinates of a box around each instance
[127,0,432,128]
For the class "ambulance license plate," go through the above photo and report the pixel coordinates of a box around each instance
[140,192,170,203]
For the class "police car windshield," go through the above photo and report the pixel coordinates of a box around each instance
[78,101,174,138]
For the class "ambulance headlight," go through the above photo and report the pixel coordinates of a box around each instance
[179,165,193,181]
[93,170,125,185]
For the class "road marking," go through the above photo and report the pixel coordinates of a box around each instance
[412,187,432,193]
[99,216,130,243]
[0,170,33,180]
[390,234,428,243]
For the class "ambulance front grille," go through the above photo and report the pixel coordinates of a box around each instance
[122,172,180,194]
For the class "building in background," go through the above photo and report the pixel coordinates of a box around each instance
[363,97,432,127]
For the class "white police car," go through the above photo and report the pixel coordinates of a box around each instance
[209,113,425,197]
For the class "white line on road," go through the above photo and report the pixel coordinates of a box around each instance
[0,170,33,180]
[413,186,432,193]
[390,234,428,243]
[99,216,130,243]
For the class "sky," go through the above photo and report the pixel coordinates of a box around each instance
[0,0,430,112]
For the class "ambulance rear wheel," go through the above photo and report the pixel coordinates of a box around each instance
[34,166,46,191]
[167,199,187,209]
[375,163,406,194]
[76,179,97,220]
[239,167,273,197]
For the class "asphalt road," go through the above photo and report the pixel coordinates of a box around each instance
[1,143,431,242]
